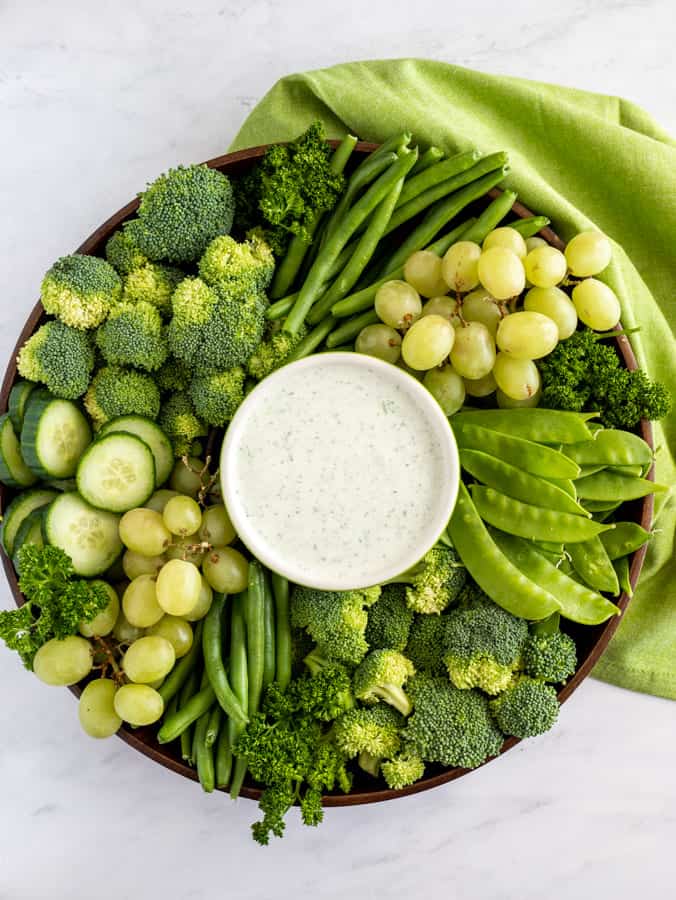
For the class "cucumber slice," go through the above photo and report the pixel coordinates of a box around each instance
[99,415,173,487]
[77,432,155,513]
[0,414,38,488]
[44,492,123,576]
[21,394,92,479]
[8,380,38,432]
[44,478,78,492]
[12,509,46,572]
[1,487,57,555]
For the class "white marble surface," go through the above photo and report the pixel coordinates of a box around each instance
[1,1,675,897]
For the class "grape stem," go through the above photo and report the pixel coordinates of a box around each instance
[91,635,125,686]
[180,455,220,507]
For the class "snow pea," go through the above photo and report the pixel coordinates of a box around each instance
[541,477,577,498]
[565,536,620,595]
[608,465,643,478]
[452,422,581,479]
[599,522,651,560]
[576,465,606,478]
[613,556,633,597]
[574,471,667,501]
[565,429,653,469]
[447,482,560,620]
[492,532,621,625]
[470,485,613,543]
[583,499,624,512]
[453,409,596,444]
[459,449,589,516]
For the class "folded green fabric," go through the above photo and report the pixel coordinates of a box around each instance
[231,59,676,700]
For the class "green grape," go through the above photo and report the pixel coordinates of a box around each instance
[165,536,206,566]
[355,324,402,363]
[119,508,172,557]
[462,288,502,338]
[572,278,621,330]
[163,495,202,537]
[122,574,164,628]
[524,246,567,288]
[421,295,463,327]
[144,489,179,514]
[123,635,176,684]
[113,683,164,726]
[525,236,547,253]
[449,321,496,379]
[496,310,559,360]
[79,582,119,637]
[147,616,194,658]
[523,286,578,340]
[169,457,205,498]
[122,549,166,580]
[565,231,612,277]
[482,227,527,259]
[404,251,448,297]
[78,679,122,739]
[183,575,213,622]
[374,280,422,329]
[198,505,236,548]
[493,352,541,400]
[401,315,455,370]
[33,636,92,686]
[156,558,202,616]
[112,609,145,643]
[497,387,541,408]
[441,241,482,293]
[397,359,424,381]
[423,365,465,415]
[463,371,497,398]
[477,247,526,300]
[202,546,249,593]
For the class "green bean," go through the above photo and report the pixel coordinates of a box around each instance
[409,146,445,175]
[194,709,215,793]
[245,560,266,715]
[228,593,249,800]
[284,147,418,335]
[508,216,550,237]
[565,537,620,595]
[460,191,517,244]
[307,176,405,324]
[205,703,221,748]
[447,482,560,620]
[157,683,216,743]
[382,167,508,273]
[459,449,589,517]
[158,620,204,705]
[452,422,581,479]
[470,485,612,543]
[574,471,666,501]
[565,429,653,469]
[270,134,358,299]
[272,572,291,690]
[531,611,561,636]
[262,569,276,691]
[492,531,621,625]
[215,723,232,789]
[326,309,379,348]
[330,218,476,318]
[599,522,651,560]
[286,316,336,361]
[178,667,200,763]
[203,594,248,726]
[613,556,633,597]
[389,150,489,223]
[453,409,596,444]
[322,152,399,246]
[266,292,297,321]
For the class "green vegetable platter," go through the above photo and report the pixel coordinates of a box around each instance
[0,127,668,846]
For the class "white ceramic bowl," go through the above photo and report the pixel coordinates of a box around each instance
[221,352,460,590]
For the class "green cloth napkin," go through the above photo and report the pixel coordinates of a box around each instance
[231,59,676,701]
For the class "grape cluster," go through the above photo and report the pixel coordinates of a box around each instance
[355,228,618,415]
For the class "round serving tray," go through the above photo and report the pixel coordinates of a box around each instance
[0,142,654,806]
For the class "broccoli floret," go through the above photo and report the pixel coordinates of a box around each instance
[84,366,160,428]
[155,357,192,394]
[353,649,415,716]
[198,233,274,294]
[403,674,504,768]
[122,262,184,315]
[124,164,234,264]
[290,585,380,667]
[523,631,577,683]
[168,277,267,372]
[405,614,447,675]
[381,754,425,790]
[389,545,466,614]
[41,254,122,329]
[333,704,402,759]
[443,591,528,695]
[17,320,94,399]
[246,324,308,381]
[365,584,414,652]
[105,229,148,275]
[157,392,208,458]
[95,300,168,372]
[188,367,245,426]
[489,676,559,738]
[290,627,316,676]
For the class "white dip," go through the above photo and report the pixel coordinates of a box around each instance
[221,353,459,590]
